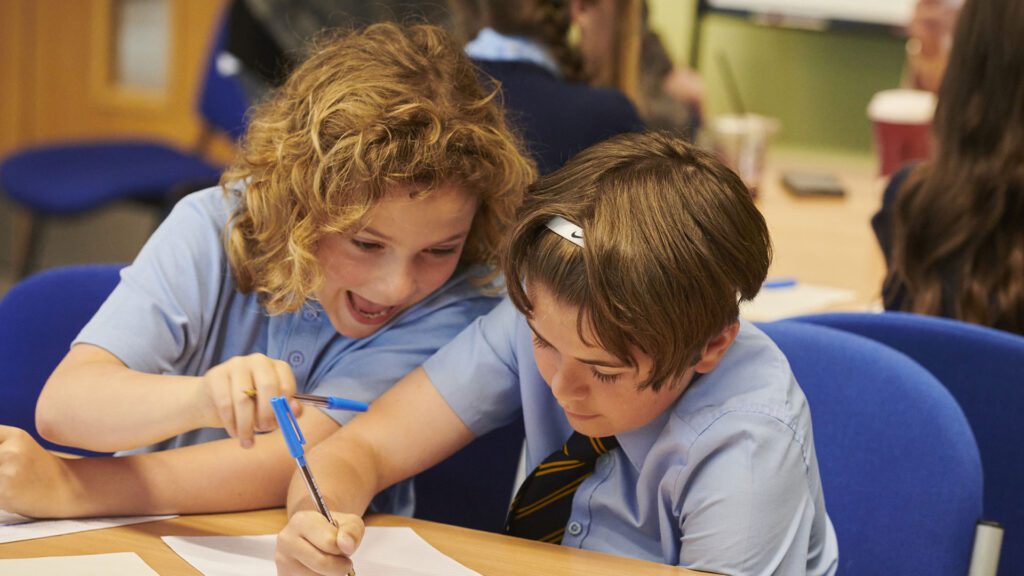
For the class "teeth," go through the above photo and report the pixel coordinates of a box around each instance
[348,292,393,320]
[358,308,389,319]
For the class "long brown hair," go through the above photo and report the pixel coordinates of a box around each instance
[222,23,535,314]
[505,132,771,391]
[886,0,1024,332]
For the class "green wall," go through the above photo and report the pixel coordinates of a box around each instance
[647,2,908,154]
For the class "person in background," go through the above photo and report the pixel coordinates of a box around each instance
[572,0,704,140]
[873,0,1024,335]
[275,132,837,575]
[903,0,962,93]
[0,22,534,519]
[457,0,644,175]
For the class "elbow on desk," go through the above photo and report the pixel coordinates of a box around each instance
[34,395,68,447]
[34,379,84,449]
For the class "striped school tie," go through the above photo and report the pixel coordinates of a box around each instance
[505,432,619,543]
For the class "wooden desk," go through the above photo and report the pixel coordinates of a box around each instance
[757,148,888,311]
[0,510,708,575]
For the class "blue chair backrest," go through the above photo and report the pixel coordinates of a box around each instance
[788,311,1024,575]
[0,264,122,455]
[198,9,249,141]
[759,321,983,576]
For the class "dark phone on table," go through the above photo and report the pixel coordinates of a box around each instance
[782,171,846,197]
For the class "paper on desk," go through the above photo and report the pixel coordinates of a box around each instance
[741,283,858,321]
[163,527,482,576]
[0,552,160,576]
[0,509,174,544]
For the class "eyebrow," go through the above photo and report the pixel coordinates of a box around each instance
[361,226,469,244]
[526,320,627,369]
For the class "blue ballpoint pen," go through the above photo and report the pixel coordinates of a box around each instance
[763,276,798,289]
[244,389,370,413]
[271,396,367,526]
[293,392,369,412]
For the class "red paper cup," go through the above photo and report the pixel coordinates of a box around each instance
[868,90,936,176]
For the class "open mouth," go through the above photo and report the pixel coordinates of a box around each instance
[346,291,398,325]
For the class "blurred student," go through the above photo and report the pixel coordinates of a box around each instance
[873,0,1024,334]
[571,0,703,139]
[903,0,962,93]
[459,0,644,175]
[0,23,534,518]
[275,132,837,575]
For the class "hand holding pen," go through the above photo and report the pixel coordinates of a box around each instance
[200,354,298,449]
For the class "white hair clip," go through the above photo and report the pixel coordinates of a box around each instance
[544,216,584,247]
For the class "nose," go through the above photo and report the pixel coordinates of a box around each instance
[376,256,418,305]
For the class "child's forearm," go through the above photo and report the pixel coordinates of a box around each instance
[36,345,208,452]
[14,410,340,518]
[286,429,380,519]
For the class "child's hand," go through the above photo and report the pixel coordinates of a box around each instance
[275,510,365,575]
[198,354,301,449]
[0,426,78,518]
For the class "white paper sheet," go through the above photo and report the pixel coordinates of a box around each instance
[0,552,160,576]
[741,283,858,321]
[0,509,175,544]
[163,527,482,576]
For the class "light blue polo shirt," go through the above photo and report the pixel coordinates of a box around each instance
[74,185,502,515]
[423,298,839,575]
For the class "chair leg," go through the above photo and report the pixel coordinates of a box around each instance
[11,207,42,279]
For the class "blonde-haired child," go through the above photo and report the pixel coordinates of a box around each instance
[0,22,534,518]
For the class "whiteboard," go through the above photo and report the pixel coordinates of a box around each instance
[707,0,916,27]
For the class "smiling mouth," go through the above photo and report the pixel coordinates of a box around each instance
[346,292,398,324]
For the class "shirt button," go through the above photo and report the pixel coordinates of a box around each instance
[567,521,582,536]
[287,351,305,366]
[302,309,318,321]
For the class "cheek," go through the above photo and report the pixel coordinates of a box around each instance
[417,257,460,293]
[321,250,371,291]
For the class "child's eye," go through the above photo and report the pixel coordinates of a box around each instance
[425,246,458,256]
[531,334,552,349]
[351,239,383,251]
[591,369,621,383]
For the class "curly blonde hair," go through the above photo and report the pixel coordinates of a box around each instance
[222,22,536,314]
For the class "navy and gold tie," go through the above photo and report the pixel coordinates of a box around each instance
[505,432,619,543]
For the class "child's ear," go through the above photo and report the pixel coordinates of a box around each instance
[693,321,740,374]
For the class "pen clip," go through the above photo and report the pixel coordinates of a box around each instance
[271,396,306,462]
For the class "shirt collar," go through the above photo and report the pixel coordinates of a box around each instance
[464,27,562,79]
[616,407,672,474]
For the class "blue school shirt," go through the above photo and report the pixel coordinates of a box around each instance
[423,298,839,575]
[73,185,502,515]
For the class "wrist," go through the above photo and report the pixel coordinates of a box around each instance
[186,375,220,430]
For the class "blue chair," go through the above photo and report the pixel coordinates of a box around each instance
[788,311,1024,575]
[759,321,983,576]
[0,264,123,456]
[413,416,525,533]
[0,10,248,278]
